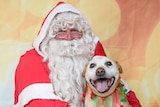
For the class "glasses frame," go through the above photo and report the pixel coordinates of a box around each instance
[55,29,82,40]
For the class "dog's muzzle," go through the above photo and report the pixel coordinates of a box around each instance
[96,67,105,76]
[90,67,115,93]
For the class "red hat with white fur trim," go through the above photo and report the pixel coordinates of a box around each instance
[33,2,99,57]
[33,2,84,57]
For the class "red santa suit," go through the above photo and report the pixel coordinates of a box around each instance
[14,2,141,107]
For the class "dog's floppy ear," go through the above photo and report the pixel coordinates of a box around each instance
[82,64,88,77]
[114,60,123,73]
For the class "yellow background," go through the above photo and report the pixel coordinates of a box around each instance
[0,0,160,107]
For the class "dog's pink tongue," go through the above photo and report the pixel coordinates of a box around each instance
[96,81,108,93]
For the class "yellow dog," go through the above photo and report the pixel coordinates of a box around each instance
[82,56,131,107]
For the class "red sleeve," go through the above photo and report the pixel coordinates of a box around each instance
[25,99,70,107]
[14,49,70,107]
[127,90,142,107]
[14,49,50,104]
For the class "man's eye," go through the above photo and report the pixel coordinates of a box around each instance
[105,61,112,67]
[90,63,96,68]
[71,29,79,32]
[59,30,66,32]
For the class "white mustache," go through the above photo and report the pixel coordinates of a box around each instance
[49,39,85,57]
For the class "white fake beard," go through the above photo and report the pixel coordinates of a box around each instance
[47,39,93,107]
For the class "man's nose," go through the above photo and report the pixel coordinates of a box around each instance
[66,30,73,40]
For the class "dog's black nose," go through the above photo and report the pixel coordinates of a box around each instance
[96,68,105,76]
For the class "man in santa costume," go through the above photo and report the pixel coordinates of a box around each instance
[14,2,141,107]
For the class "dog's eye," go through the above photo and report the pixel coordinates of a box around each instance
[90,63,96,68]
[105,61,112,67]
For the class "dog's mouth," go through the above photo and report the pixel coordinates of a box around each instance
[90,77,115,93]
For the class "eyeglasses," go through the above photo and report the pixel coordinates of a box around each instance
[55,29,82,40]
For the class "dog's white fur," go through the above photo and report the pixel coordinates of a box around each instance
[82,56,131,107]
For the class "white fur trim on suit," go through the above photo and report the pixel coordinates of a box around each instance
[120,78,131,93]
[14,83,63,107]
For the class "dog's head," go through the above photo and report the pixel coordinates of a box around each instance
[83,56,122,97]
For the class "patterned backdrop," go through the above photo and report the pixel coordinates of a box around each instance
[0,0,160,107]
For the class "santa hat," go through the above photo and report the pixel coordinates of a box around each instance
[94,41,106,56]
[33,2,83,57]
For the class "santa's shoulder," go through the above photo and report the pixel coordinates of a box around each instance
[20,49,43,62]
